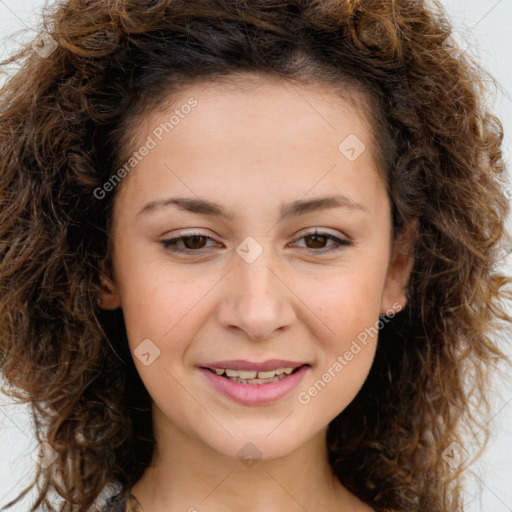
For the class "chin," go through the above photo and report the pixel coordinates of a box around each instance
[201,423,309,462]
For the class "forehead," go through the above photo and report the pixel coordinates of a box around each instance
[192,79,361,132]
[112,75,387,222]
[125,73,380,165]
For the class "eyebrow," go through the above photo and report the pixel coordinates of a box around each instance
[137,193,370,220]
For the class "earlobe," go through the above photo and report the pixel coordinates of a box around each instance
[381,218,417,315]
[97,263,121,310]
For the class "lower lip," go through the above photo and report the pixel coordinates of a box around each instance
[199,365,309,405]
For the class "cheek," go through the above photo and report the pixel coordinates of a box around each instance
[297,274,382,417]
[113,243,206,341]
[304,263,387,348]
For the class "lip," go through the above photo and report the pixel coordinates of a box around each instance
[200,359,308,372]
[199,364,310,405]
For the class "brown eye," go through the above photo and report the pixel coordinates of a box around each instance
[161,233,218,253]
[303,233,329,249]
[291,229,353,254]
[181,235,208,250]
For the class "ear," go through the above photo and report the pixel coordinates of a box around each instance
[97,260,121,310]
[380,218,417,315]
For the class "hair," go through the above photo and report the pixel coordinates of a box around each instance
[1,0,511,510]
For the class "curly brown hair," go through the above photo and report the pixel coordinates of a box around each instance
[1,0,511,510]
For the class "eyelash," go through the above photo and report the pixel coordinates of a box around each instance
[160,229,352,255]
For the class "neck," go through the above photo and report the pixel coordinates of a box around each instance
[130,403,370,512]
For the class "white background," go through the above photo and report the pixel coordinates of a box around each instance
[1,0,511,510]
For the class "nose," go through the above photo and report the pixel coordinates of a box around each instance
[215,242,297,341]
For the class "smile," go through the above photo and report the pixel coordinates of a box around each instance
[211,366,296,383]
[199,364,310,405]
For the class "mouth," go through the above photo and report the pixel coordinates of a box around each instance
[198,363,311,405]
[202,365,308,385]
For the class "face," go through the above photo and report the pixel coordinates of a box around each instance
[98,76,415,461]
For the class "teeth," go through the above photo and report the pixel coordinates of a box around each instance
[212,367,296,379]
[238,370,258,379]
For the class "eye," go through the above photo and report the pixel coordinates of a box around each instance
[160,229,352,255]
[160,231,220,254]
[290,228,352,254]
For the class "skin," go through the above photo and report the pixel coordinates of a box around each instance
[98,75,415,512]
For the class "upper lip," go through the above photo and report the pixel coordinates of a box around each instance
[200,359,309,372]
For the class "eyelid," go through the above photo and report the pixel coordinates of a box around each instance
[289,228,352,253]
[160,228,221,245]
[293,226,347,240]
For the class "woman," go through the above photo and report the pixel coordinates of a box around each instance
[0,0,510,511]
